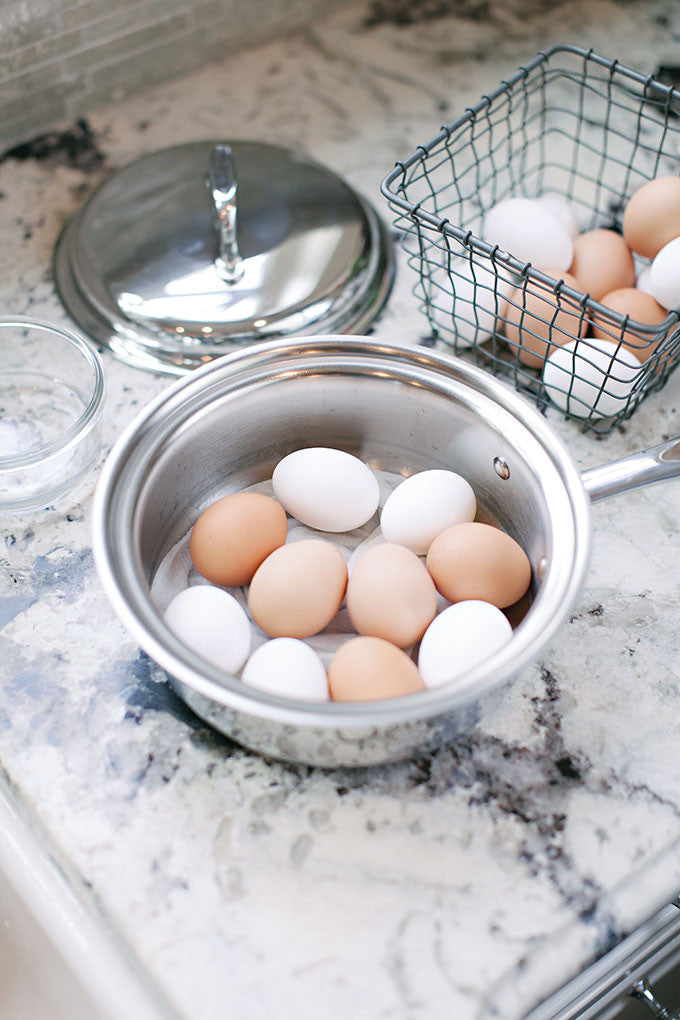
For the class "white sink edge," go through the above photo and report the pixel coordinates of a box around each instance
[0,769,181,1020]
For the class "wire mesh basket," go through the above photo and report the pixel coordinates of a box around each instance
[381,44,680,435]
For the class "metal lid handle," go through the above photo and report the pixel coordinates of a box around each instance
[208,144,244,284]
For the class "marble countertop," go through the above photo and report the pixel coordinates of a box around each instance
[2,2,680,1018]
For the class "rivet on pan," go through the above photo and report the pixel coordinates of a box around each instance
[493,456,510,480]
[537,557,548,581]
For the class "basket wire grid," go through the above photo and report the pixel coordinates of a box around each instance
[381,44,680,435]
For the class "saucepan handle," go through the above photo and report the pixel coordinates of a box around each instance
[582,436,680,502]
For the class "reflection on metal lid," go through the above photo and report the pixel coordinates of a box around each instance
[54,140,394,374]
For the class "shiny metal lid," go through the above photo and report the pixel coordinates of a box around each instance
[54,140,394,374]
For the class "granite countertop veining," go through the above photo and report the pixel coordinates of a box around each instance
[2,2,680,1018]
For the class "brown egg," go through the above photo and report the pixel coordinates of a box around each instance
[346,543,437,648]
[328,636,425,702]
[248,539,347,638]
[569,229,635,301]
[592,287,667,362]
[190,492,288,587]
[623,176,680,258]
[426,521,531,609]
[503,271,585,368]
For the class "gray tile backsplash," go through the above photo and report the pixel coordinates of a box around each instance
[0,0,344,149]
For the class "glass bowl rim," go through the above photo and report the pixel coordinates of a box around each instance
[0,316,105,469]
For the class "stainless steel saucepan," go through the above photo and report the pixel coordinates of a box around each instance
[91,338,680,767]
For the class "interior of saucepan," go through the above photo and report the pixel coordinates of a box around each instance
[97,339,591,725]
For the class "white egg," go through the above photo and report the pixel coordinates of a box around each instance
[272,447,380,532]
[483,197,574,271]
[447,256,514,347]
[163,585,251,673]
[648,236,680,310]
[542,338,642,420]
[241,638,329,701]
[536,193,580,240]
[417,600,513,689]
[636,264,654,296]
[380,469,476,555]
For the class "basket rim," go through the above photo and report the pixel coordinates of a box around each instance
[380,42,680,334]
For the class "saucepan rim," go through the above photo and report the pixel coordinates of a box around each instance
[91,336,592,730]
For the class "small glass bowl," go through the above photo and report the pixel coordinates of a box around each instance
[0,317,105,513]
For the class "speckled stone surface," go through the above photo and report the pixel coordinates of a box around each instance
[2,3,680,1018]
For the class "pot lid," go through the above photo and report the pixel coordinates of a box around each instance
[54,140,394,374]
